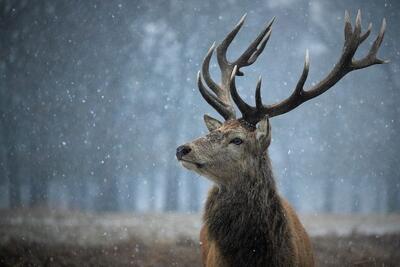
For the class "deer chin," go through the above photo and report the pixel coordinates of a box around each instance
[180,159,204,171]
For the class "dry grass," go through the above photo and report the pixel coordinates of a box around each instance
[1,234,399,266]
[0,238,202,267]
[0,209,399,266]
[313,234,400,267]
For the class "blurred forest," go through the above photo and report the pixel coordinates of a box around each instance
[0,0,399,213]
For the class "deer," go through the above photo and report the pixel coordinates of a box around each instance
[176,10,386,267]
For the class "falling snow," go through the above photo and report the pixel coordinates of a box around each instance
[0,0,399,265]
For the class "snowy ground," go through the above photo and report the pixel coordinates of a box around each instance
[0,209,399,266]
[1,209,399,245]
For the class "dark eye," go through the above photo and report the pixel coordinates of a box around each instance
[230,137,243,145]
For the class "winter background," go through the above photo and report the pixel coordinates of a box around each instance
[0,0,399,266]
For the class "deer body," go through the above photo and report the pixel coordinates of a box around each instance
[183,120,314,266]
[200,154,314,266]
[176,11,385,267]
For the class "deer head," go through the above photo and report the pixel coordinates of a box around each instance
[176,11,386,186]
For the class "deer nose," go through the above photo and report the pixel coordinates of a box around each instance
[176,145,192,160]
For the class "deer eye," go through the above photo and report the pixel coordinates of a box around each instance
[230,137,243,145]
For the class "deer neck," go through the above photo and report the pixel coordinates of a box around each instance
[203,153,293,266]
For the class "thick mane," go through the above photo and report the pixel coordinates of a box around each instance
[203,155,294,266]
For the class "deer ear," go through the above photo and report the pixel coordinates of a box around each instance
[204,114,222,132]
[256,115,271,149]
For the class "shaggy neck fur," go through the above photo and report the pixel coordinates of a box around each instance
[203,153,293,267]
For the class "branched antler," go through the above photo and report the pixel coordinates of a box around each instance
[197,14,275,121]
[229,10,387,125]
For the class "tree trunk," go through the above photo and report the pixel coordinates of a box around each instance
[29,168,49,208]
[8,173,21,208]
[164,165,179,211]
[6,145,21,208]
[323,177,335,213]
[68,179,88,210]
[187,177,199,212]
[147,170,156,211]
[386,175,400,212]
[8,175,21,208]
[95,166,119,212]
[351,177,361,213]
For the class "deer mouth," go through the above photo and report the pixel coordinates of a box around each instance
[179,159,204,169]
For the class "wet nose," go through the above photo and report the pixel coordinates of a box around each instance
[176,145,192,160]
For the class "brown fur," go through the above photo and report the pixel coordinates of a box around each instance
[178,117,314,266]
[200,196,314,267]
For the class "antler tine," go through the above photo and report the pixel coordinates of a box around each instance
[235,17,275,73]
[198,14,275,122]
[255,76,263,109]
[216,14,247,72]
[238,9,388,122]
[201,42,221,96]
[304,10,387,91]
[216,15,275,76]
[229,66,257,123]
[198,41,237,120]
[353,17,388,68]
[195,15,248,122]
[261,50,310,118]
[344,10,353,41]
[197,71,235,120]
[359,22,372,44]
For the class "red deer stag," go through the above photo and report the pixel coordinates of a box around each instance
[176,10,386,267]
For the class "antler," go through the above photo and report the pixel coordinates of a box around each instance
[197,14,275,121]
[230,10,387,125]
